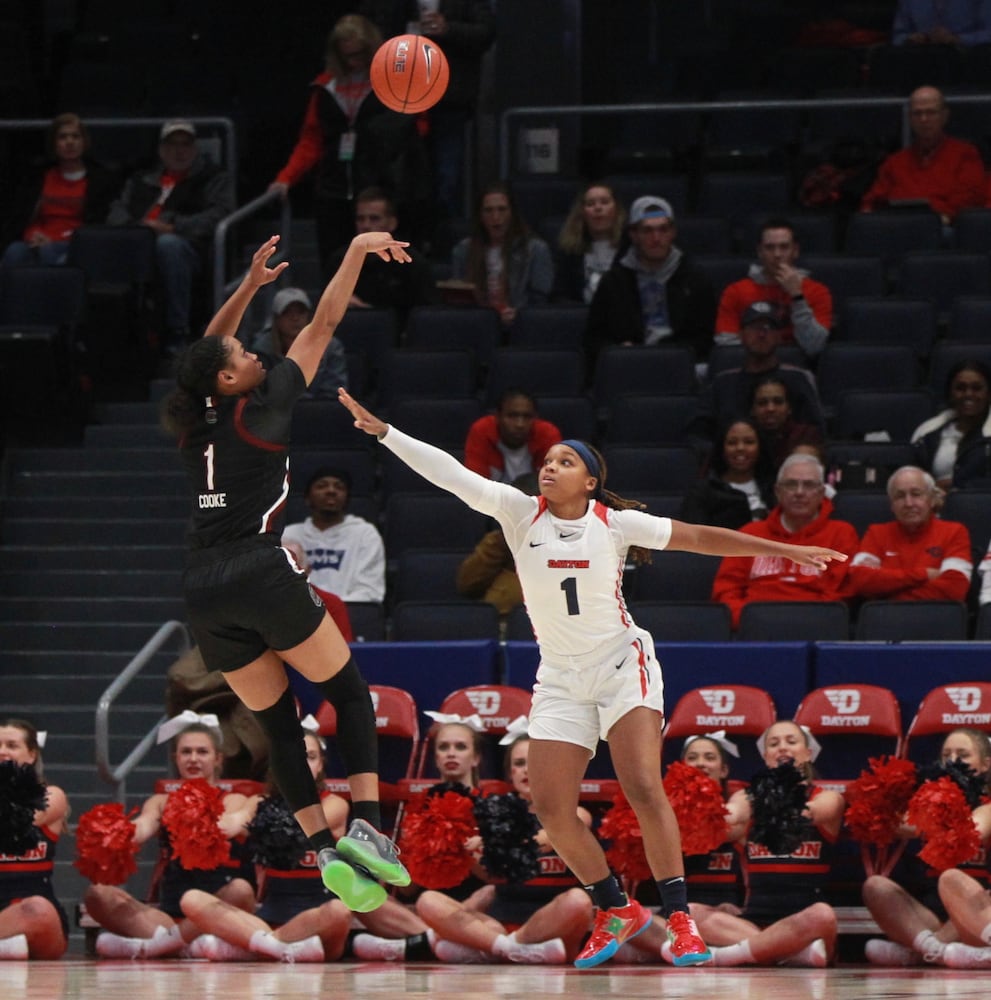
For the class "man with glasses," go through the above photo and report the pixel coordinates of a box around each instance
[584,194,716,370]
[859,86,985,224]
[845,465,972,604]
[711,453,858,630]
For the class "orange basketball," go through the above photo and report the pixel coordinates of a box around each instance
[370,33,450,114]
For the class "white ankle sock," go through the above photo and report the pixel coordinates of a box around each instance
[427,929,489,964]
[249,930,289,960]
[189,934,254,962]
[981,922,991,946]
[281,935,324,964]
[709,939,755,967]
[493,931,567,964]
[913,929,945,963]
[352,933,407,962]
[778,938,828,968]
[0,934,28,959]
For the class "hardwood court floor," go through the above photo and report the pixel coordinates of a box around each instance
[8,960,990,1000]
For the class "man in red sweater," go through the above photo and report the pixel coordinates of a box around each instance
[464,388,561,482]
[715,218,833,359]
[845,465,973,603]
[712,453,858,629]
[859,86,986,224]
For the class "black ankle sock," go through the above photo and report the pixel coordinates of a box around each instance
[583,873,627,910]
[405,933,432,961]
[351,799,382,829]
[657,875,688,919]
[309,828,334,854]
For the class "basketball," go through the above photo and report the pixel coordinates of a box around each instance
[370,33,450,114]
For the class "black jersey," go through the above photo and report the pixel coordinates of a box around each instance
[180,358,304,550]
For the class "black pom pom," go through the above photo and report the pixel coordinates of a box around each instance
[917,757,986,810]
[246,794,308,869]
[748,761,809,856]
[473,792,540,882]
[425,780,475,801]
[0,760,48,855]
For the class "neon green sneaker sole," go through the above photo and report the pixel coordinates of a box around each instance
[321,857,387,913]
[336,821,412,887]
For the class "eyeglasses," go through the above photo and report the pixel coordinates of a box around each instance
[778,479,823,493]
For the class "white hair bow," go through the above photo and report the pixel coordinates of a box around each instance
[424,711,487,733]
[36,731,47,749]
[756,724,822,763]
[682,729,739,758]
[156,710,221,745]
[498,715,530,746]
[300,714,320,733]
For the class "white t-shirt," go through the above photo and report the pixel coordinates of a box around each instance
[282,513,385,602]
[382,427,673,665]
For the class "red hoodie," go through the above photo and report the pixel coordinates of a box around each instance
[711,497,858,629]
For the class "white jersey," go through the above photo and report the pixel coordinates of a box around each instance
[381,428,673,664]
[282,513,386,602]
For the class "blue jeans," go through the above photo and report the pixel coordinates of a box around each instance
[0,240,69,267]
[155,232,201,331]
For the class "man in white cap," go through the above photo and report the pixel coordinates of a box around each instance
[107,119,235,353]
[247,286,348,399]
[584,194,716,370]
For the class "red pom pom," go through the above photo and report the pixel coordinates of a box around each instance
[663,761,730,856]
[74,802,139,885]
[907,775,982,873]
[845,756,917,849]
[599,791,652,884]
[161,778,232,871]
[398,789,479,889]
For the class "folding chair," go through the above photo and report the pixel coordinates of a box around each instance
[737,601,851,642]
[315,685,419,804]
[854,600,969,641]
[663,684,778,778]
[793,684,903,792]
[901,681,991,764]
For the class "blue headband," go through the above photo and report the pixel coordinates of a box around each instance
[560,439,602,494]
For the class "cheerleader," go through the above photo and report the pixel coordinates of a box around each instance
[684,721,844,967]
[85,717,257,958]
[0,719,69,959]
[862,727,991,968]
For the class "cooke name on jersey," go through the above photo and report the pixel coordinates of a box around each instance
[198,492,228,508]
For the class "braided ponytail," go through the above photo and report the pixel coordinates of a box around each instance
[160,337,231,437]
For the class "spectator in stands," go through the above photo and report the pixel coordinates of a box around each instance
[0,112,118,268]
[846,465,973,604]
[680,720,845,968]
[678,418,774,530]
[326,186,437,321]
[247,287,348,399]
[451,181,554,327]
[269,14,428,276]
[859,86,986,224]
[457,472,539,616]
[690,302,825,451]
[554,181,626,304]
[715,218,832,360]
[980,540,991,606]
[892,0,991,46]
[86,719,257,959]
[862,728,991,967]
[282,466,386,604]
[107,120,235,351]
[464,388,561,482]
[749,374,825,474]
[711,452,858,629]
[357,0,496,231]
[910,358,991,490]
[0,718,70,959]
[584,195,716,369]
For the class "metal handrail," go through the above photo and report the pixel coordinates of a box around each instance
[95,619,192,803]
[212,189,292,312]
[499,94,991,179]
